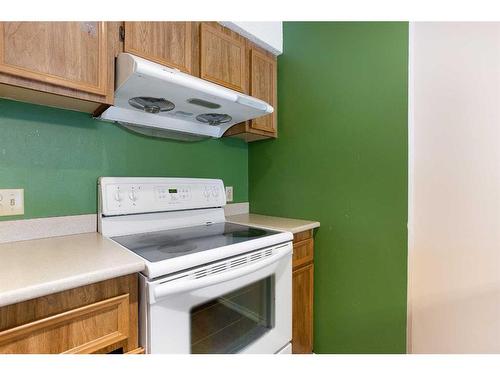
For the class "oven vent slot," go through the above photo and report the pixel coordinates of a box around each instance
[159,273,189,284]
[230,258,247,267]
[250,253,263,261]
[194,270,208,279]
[188,247,276,281]
[209,263,228,275]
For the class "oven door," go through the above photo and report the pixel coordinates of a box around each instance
[142,242,292,354]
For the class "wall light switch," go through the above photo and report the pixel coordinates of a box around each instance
[225,186,234,203]
[0,189,24,216]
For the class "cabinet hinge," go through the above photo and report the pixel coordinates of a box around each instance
[119,26,125,42]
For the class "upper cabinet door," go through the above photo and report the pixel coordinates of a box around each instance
[124,22,194,74]
[249,48,277,134]
[200,23,247,93]
[0,22,108,96]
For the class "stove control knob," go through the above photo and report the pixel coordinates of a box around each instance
[203,187,210,198]
[211,186,219,197]
[129,190,138,202]
[114,191,122,202]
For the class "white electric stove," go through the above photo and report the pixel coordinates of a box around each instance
[98,177,293,354]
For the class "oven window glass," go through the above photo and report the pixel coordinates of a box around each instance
[190,276,275,354]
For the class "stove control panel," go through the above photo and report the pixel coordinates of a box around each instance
[155,186,192,202]
[99,177,226,216]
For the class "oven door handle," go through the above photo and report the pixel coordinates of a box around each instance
[150,244,292,303]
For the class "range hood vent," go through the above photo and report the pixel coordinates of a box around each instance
[98,53,273,141]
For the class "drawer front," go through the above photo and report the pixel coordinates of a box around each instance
[0,294,130,354]
[293,230,312,243]
[293,238,314,269]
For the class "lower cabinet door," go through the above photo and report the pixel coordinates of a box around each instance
[292,263,314,354]
[0,294,130,354]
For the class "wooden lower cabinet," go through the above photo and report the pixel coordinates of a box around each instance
[292,263,314,354]
[0,274,140,354]
[126,347,145,354]
[291,230,314,354]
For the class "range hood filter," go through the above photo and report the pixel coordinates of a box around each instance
[196,113,232,125]
[128,97,175,114]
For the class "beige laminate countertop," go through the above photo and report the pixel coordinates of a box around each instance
[227,213,320,234]
[0,233,145,308]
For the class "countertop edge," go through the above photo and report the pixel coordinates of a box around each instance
[0,261,144,308]
[227,214,320,234]
[285,221,321,234]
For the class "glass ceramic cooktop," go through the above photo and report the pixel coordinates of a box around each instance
[111,222,279,262]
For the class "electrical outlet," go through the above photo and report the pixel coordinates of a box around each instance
[225,186,234,202]
[0,189,24,216]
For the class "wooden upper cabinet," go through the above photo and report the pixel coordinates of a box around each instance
[199,23,247,93]
[0,22,108,96]
[0,22,120,112]
[123,22,195,75]
[223,43,278,142]
[249,48,277,134]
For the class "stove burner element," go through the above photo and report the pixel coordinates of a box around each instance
[228,228,267,238]
[157,242,198,254]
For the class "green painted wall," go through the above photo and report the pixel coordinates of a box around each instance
[0,99,248,220]
[249,22,408,353]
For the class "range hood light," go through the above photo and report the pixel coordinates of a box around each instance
[187,98,221,109]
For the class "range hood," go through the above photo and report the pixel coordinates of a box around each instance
[98,53,273,141]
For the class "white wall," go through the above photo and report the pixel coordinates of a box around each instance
[408,22,500,353]
[219,22,283,55]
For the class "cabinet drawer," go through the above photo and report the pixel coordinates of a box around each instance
[293,230,312,243]
[0,294,130,354]
[293,238,314,269]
